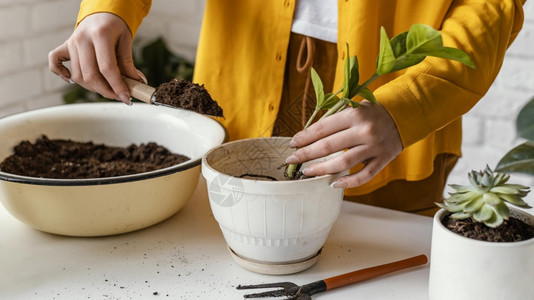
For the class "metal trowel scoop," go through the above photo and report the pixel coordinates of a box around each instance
[122,76,224,117]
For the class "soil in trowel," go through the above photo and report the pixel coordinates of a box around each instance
[154,79,224,117]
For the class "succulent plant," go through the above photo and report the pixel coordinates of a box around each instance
[437,165,531,228]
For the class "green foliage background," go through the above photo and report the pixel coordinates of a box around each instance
[496,96,534,175]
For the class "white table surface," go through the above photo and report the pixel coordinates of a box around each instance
[0,177,433,299]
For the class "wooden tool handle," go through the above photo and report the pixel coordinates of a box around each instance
[122,76,156,104]
[324,254,428,290]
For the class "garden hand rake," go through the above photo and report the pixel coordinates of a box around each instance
[237,254,428,299]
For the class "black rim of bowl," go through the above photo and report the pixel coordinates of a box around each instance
[0,158,201,186]
[0,103,227,186]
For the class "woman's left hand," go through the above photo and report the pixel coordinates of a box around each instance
[286,101,403,188]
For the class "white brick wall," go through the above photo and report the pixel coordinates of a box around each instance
[0,1,77,115]
[0,0,533,199]
[0,0,206,117]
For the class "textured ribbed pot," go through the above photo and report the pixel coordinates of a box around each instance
[429,208,534,300]
[202,137,345,273]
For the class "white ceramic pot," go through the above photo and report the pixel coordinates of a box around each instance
[429,208,534,300]
[201,137,345,273]
[0,103,225,236]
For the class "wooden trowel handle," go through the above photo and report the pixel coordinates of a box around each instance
[122,76,156,104]
[324,254,428,290]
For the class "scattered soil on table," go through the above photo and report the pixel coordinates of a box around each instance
[154,79,224,117]
[442,213,534,242]
[0,135,190,179]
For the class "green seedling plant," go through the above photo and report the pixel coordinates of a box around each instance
[437,166,531,228]
[285,24,475,179]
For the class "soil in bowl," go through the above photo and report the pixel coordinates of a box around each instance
[442,214,534,242]
[154,79,224,117]
[0,135,189,179]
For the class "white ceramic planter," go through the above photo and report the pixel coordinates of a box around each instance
[201,137,345,274]
[429,208,534,300]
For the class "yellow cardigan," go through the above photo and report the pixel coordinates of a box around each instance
[77,0,525,196]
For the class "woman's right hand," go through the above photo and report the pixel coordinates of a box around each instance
[48,12,144,104]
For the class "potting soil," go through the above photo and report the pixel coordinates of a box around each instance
[442,214,534,242]
[0,135,189,179]
[154,79,223,117]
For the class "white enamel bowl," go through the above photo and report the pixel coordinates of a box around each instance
[0,103,225,236]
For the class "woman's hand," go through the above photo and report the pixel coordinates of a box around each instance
[48,13,144,104]
[286,101,403,188]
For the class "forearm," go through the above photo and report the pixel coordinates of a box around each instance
[77,0,152,36]
[377,0,525,148]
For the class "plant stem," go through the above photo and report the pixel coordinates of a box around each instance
[320,100,345,120]
[319,73,380,121]
[360,73,380,91]
[285,73,381,179]
[304,87,344,129]
[335,103,348,114]
[304,109,320,129]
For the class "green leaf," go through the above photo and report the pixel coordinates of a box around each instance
[517,190,530,198]
[451,212,471,219]
[357,87,377,103]
[386,31,426,73]
[62,87,84,104]
[444,202,468,213]
[446,191,478,203]
[389,31,408,58]
[138,37,194,86]
[496,141,534,176]
[348,56,360,98]
[418,47,475,69]
[501,183,530,190]
[406,24,443,54]
[468,171,479,187]
[484,213,504,228]
[376,27,396,75]
[483,192,502,206]
[517,96,534,141]
[473,205,493,222]
[499,194,531,208]
[349,101,360,108]
[490,186,521,195]
[322,93,341,109]
[390,24,474,71]
[311,68,325,109]
[342,44,351,98]
[493,172,509,186]
[493,201,511,220]
[464,196,484,213]
[448,184,473,193]
[481,171,492,187]
[389,54,426,73]
[435,202,447,209]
